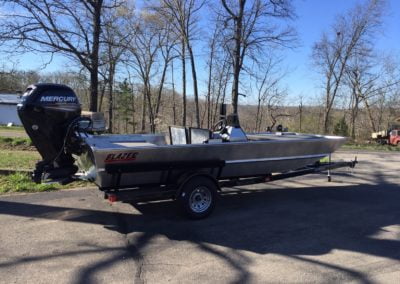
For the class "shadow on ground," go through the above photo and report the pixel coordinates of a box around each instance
[0,170,399,283]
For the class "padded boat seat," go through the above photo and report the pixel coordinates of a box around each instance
[169,126,188,145]
[189,127,211,144]
[169,126,212,145]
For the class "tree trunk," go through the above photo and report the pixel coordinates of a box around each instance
[255,98,261,132]
[131,87,136,133]
[298,102,303,132]
[172,59,177,125]
[350,84,360,140]
[323,109,330,134]
[89,69,98,112]
[363,97,376,132]
[187,44,200,128]
[107,65,114,133]
[89,0,102,112]
[98,81,107,112]
[323,83,331,134]
[181,40,186,126]
[141,91,146,132]
[155,59,168,120]
[206,38,215,129]
[145,82,155,133]
[230,0,245,115]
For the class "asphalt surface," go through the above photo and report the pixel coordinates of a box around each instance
[0,151,399,283]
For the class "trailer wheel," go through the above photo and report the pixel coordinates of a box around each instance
[178,175,217,219]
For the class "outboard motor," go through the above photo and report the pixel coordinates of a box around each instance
[17,83,82,183]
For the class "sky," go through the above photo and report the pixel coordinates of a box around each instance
[2,0,399,105]
[282,0,400,104]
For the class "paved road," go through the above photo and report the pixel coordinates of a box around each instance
[0,151,399,283]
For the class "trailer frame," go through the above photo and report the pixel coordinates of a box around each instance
[102,157,358,219]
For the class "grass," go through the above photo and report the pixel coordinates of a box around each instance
[0,125,25,131]
[0,136,32,148]
[0,150,40,170]
[0,172,89,194]
[0,172,60,193]
[0,132,90,194]
[0,149,90,194]
[319,156,330,163]
[0,170,90,194]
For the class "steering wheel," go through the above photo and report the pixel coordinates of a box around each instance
[212,119,226,132]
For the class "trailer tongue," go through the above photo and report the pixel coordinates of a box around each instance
[17,83,356,219]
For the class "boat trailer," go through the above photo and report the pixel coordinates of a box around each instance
[16,83,357,219]
[103,156,357,219]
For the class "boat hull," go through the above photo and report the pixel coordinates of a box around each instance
[79,133,346,189]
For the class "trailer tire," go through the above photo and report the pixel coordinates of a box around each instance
[178,175,217,219]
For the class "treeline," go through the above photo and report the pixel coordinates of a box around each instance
[0,0,399,140]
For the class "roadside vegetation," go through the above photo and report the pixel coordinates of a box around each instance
[0,125,26,131]
[342,142,400,152]
[0,135,89,194]
[0,173,58,193]
[0,172,89,194]
[0,136,34,151]
[0,150,39,170]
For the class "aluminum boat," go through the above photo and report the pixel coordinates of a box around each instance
[78,131,346,189]
[17,84,354,218]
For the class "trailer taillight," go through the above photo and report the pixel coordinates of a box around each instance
[108,194,117,203]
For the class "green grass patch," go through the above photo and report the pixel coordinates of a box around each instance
[0,150,40,170]
[0,172,59,193]
[0,147,90,194]
[0,125,25,131]
[0,136,34,151]
[0,172,90,194]
[319,156,330,163]
[0,136,32,146]
[342,142,400,152]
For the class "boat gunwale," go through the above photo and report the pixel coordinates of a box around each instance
[86,135,347,152]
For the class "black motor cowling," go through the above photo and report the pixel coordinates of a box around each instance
[17,83,82,183]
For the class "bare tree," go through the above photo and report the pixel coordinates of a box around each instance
[346,54,400,137]
[100,2,133,132]
[312,0,385,133]
[155,0,204,127]
[204,16,225,129]
[211,54,231,126]
[0,0,119,111]
[253,57,285,132]
[219,0,295,116]
[345,54,377,138]
[154,20,179,123]
[125,12,159,132]
[124,10,177,133]
[265,88,290,129]
[0,65,40,92]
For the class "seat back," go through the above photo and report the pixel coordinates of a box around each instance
[189,127,211,144]
[169,126,188,145]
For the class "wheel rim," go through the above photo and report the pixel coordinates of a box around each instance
[189,186,212,213]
